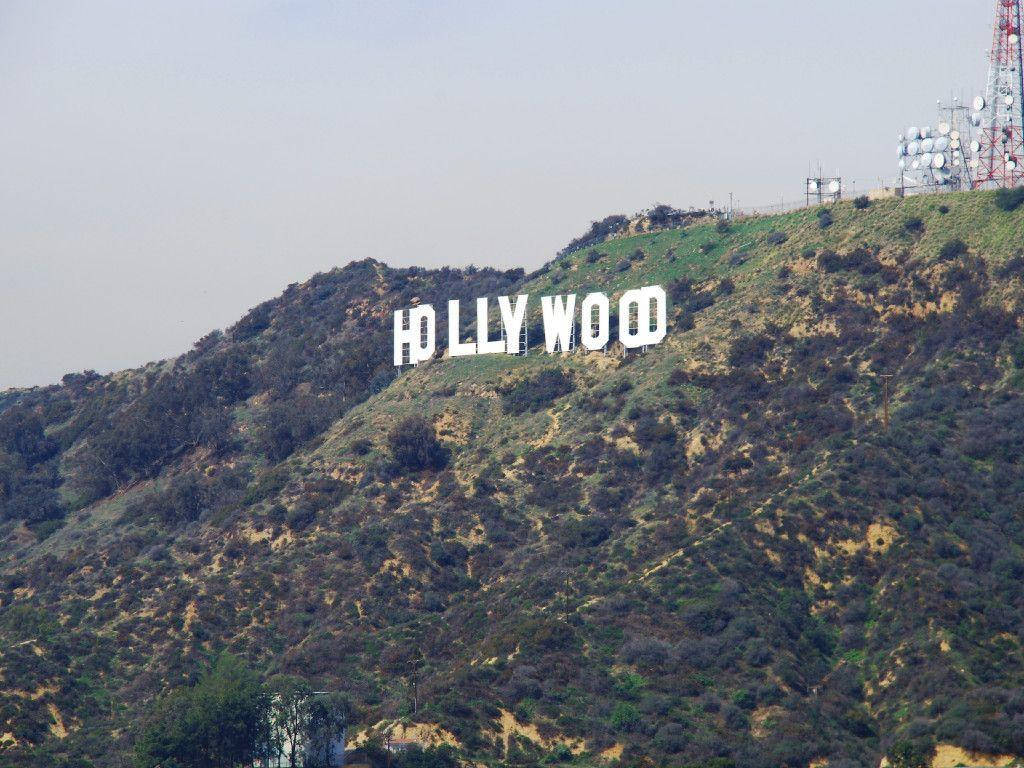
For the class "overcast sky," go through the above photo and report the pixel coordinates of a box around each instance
[0,1,993,389]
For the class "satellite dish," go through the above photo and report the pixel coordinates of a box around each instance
[973,95,986,111]
[898,159,907,169]
[921,138,935,153]
[970,158,980,169]
[808,180,819,192]
[951,130,960,141]
[898,144,907,157]
[912,160,921,170]
[950,139,961,150]
[934,136,950,152]
[907,126,921,140]
[908,141,921,155]
[1007,95,1016,107]
[1009,160,1018,171]
[933,154,946,169]
[1011,33,1020,44]
[971,140,981,153]
[938,122,951,136]
[922,126,932,138]
[921,152,934,166]
[972,113,983,126]
[953,158,962,167]
[828,180,841,194]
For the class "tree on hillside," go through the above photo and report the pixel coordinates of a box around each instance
[134,654,271,768]
[267,674,313,768]
[304,692,353,768]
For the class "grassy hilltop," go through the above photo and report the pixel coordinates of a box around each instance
[3,191,1024,768]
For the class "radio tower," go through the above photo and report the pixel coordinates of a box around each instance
[974,0,1024,188]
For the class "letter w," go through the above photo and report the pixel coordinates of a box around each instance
[541,294,576,353]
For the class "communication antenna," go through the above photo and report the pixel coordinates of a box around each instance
[972,0,1024,188]
[897,97,975,194]
[806,163,842,205]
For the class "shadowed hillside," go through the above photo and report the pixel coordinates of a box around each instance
[3,191,1024,768]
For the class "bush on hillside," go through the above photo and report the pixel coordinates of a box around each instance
[728,334,775,367]
[853,195,871,209]
[904,217,925,234]
[938,239,968,261]
[996,252,1024,278]
[817,247,882,275]
[387,416,449,473]
[559,214,630,256]
[500,369,574,415]
[995,187,1024,212]
[647,204,691,230]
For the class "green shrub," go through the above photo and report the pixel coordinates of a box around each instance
[610,701,640,731]
[387,416,449,472]
[500,369,574,415]
[995,186,1024,211]
[853,195,871,209]
[939,239,968,261]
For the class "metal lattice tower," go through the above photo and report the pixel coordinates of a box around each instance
[973,0,1024,188]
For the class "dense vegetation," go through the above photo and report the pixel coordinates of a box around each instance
[2,191,1024,768]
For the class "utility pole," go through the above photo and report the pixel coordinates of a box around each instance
[881,375,894,431]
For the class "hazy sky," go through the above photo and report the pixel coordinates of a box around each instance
[0,1,992,389]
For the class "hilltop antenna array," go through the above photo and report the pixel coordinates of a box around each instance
[972,0,1024,188]
[806,166,843,206]
[898,98,975,193]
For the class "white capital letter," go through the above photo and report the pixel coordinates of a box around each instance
[394,305,436,366]
[448,300,477,357]
[498,295,528,354]
[619,286,667,349]
[476,297,505,355]
[541,294,577,353]
[580,293,609,351]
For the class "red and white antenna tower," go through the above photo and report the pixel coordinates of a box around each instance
[973,0,1024,188]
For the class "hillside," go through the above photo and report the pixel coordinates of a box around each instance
[3,191,1024,768]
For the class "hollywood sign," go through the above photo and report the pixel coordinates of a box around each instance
[394,285,667,366]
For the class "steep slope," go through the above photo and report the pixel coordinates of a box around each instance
[3,192,1024,768]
